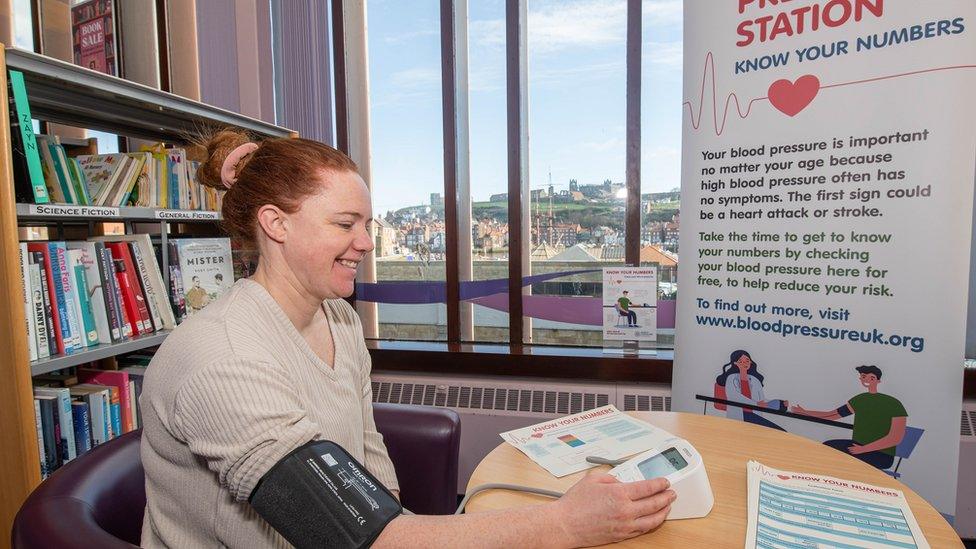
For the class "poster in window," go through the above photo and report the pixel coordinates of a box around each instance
[71,0,118,77]
[602,267,657,342]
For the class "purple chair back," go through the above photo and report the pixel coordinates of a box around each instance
[12,404,461,547]
[373,403,461,515]
[12,430,145,548]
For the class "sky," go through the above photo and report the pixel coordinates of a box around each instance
[367,0,684,215]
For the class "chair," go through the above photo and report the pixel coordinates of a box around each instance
[12,404,462,547]
[373,403,461,515]
[614,303,629,326]
[12,430,145,548]
[883,426,924,479]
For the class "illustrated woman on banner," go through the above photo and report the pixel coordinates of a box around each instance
[714,350,787,431]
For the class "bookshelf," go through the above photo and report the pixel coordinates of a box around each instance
[0,45,296,537]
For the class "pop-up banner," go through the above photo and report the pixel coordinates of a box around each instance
[673,0,976,516]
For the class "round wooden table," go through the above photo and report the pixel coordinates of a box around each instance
[465,412,961,548]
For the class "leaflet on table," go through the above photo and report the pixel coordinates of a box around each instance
[499,405,665,477]
[745,461,928,549]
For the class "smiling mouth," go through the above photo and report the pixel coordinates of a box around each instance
[337,259,359,269]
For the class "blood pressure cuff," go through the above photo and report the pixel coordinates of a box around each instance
[249,440,402,549]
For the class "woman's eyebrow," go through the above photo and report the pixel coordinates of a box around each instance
[331,211,363,218]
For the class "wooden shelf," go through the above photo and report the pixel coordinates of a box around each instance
[5,47,293,142]
[30,331,171,377]
[16,203,222,222]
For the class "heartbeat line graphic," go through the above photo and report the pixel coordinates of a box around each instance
[684,51,976,137]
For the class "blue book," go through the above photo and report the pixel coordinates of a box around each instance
[71,401,93,455]
[46,242,79,352]
[109,402,122,439]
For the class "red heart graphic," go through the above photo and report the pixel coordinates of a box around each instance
[768,75,820,117]
[777,474,791,480]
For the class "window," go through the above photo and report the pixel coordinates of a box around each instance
[465,0,510,342]
[526,0,627,346]
[640,0,683,347]
[365,0,446,341]
[358,0,675,349]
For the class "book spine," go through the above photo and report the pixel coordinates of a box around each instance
[103,390,113,440]
[46,388,77,462]
[54,244,82,350]
[29,263,50,359]
[95,243,123,341]
[168,241,186,322]
[73,260,100,346]
[72,243,112,344]
[107,252,133,338]
[125,245,153,333]
[32,251,59,356]
[48,142,76,204]
[71,401,93,455]
[45,244,73,352]
[19,243,37,361]
[108,387,122,438]
[128,379,138,430]
[85,392,106,445]
[128,241,163,331]
[8,70,49,203]
[112,255,143,336]
[33,399,46,479]
[36,397,59,473]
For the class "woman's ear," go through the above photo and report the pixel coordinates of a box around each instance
[256,204,288,243]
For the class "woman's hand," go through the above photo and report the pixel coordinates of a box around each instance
[545,473,675,547]
[790,404,808,415]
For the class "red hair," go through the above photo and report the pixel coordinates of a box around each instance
[196,129,359,248]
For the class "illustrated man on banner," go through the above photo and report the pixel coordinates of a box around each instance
[792,366,909,471]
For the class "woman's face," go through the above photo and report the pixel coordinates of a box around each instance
[284,170,374,300]
[734,354,752,371]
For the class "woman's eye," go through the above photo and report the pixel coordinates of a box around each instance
[337,223,353,230]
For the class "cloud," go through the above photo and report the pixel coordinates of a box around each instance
[644,40,683,69]
[373,67,442,107]
[471,0,681,54]
[383,28,440,45]
[531,60,625,85]
[582,136,626,152]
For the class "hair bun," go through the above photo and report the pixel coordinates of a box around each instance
[196,129,256,190]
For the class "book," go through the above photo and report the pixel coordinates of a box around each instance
[52,140,89,205]
[33,386,77,463]
[78,368,132,434]
[70,385,109,445]
[28,243,66,354]
[105,247,133,338]
[94,242,124,341]
[19,243,37,361]
[8,70,49,203]
[29,262,51,359]
[128,380,138,429]
[66,248,100,347]
[51,242,82,351]
[121,365,147,428]
[105,242,147,335]
[71,401,93,455]
[32,251,58,357]
[33,400,46,479]
[67,242,114,344]
[75,153,127,206]
[71,0,119,76]
[107,385,121,438]
[92,234,175,330]
[167,241,186,323]
[37,135,77,204]
[174,238,233,316]
[35,394,61,473]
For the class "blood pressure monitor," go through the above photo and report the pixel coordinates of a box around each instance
[608,437,714,519]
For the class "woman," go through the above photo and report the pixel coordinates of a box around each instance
[715,350,786,431]
[139,130,675,548]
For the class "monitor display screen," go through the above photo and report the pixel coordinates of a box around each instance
[637,447,688,478]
